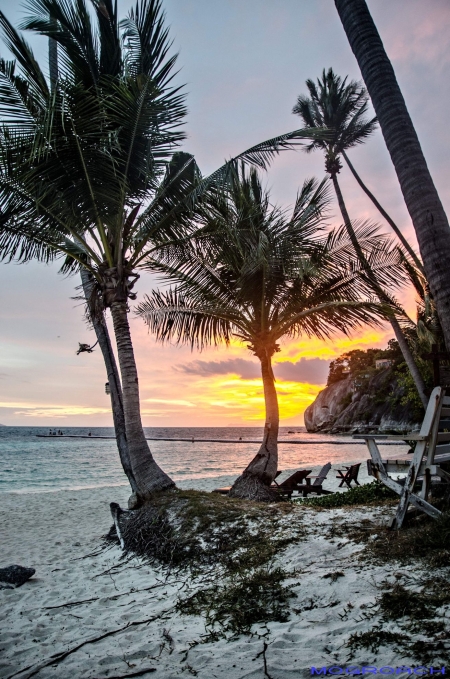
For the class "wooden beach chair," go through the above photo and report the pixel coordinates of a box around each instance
[300,462,332,496]
[336,463,361,489]
[355,386,450,529]
[271,469,312,499]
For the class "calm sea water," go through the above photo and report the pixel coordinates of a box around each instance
[0,426,408,493]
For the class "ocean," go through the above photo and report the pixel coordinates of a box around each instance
[0,426,409,494]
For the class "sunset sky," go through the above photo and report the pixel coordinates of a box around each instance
[1,0,450,427]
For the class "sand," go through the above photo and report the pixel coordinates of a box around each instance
[0,466,429,679]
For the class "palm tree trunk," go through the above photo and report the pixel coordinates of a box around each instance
[48,29,58,91]
[331,173,360,252]
[341,150,423,271]
[80,269,137,493]
[229,352,279,501]
[110,300,175,502]
[332,173,428,408]
[334,0,450,352]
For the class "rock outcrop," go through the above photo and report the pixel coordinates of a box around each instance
[304,369,420,434]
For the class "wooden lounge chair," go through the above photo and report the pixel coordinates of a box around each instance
[271,469,312,499]
[300,462,332,496]
[212,471,283,495]
[336,463,361,489]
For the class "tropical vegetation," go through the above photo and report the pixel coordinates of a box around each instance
[137,166,405,500]
[0,0,324,505]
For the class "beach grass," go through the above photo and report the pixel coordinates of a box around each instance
[115,489,306,637]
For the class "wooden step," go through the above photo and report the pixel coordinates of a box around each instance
[378,460,438,474]
[441,408,450,417]
[437,432,450,442]
[435,443,450,455]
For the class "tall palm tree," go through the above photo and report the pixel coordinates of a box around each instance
[293,68,428,408]
[137,167,405,501]
[0,0,324,504]
[47,22,136,492]
[0,0,187,502]
[334,0,450,354]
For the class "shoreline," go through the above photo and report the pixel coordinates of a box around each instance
[34,434,409,444]
[0,460,384,496]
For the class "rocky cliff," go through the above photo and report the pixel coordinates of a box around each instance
[304,368,420,434]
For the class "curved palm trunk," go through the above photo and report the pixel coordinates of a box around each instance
[342,150,423,271]
[332,173,428,408]
[335,0,450,352]
[80,269,137,493]
[110,301,175,502]
[230,352,279,501]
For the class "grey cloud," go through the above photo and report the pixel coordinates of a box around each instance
[176,357,329,384]
[176,358,260,380]
[273,358,329,385]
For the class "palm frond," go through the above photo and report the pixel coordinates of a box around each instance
[293,67,378,158]
[138,166,402,352]
[137,287,237,350]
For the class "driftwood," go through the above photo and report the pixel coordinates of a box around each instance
[95,668,156,678]
[256,641,274,679]
[8,611,172,679]
[44,583,165,611]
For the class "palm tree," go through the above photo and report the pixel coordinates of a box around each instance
[46,24,136,492]
[136,167,405,501]
[334,0,450,354]
[293,68,428,408]
[0,0,187,502]
[0,0,324,504]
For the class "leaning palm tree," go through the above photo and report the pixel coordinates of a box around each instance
[0,0,187,502]
[334,0,450,354]
[46,20,135,489]
[293,68,428,408]
[0,0,325,504]
[137,167,405,501]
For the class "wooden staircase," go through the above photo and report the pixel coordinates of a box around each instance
[355,386,450,529]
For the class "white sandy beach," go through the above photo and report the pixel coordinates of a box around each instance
[1,466,429,679]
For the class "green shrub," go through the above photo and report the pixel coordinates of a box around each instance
[177,566,295,636]
[296,481,397,508]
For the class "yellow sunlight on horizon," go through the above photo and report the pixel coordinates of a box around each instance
[195,376,322,421]
[159,325,393,424]
[2,325,394,423]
